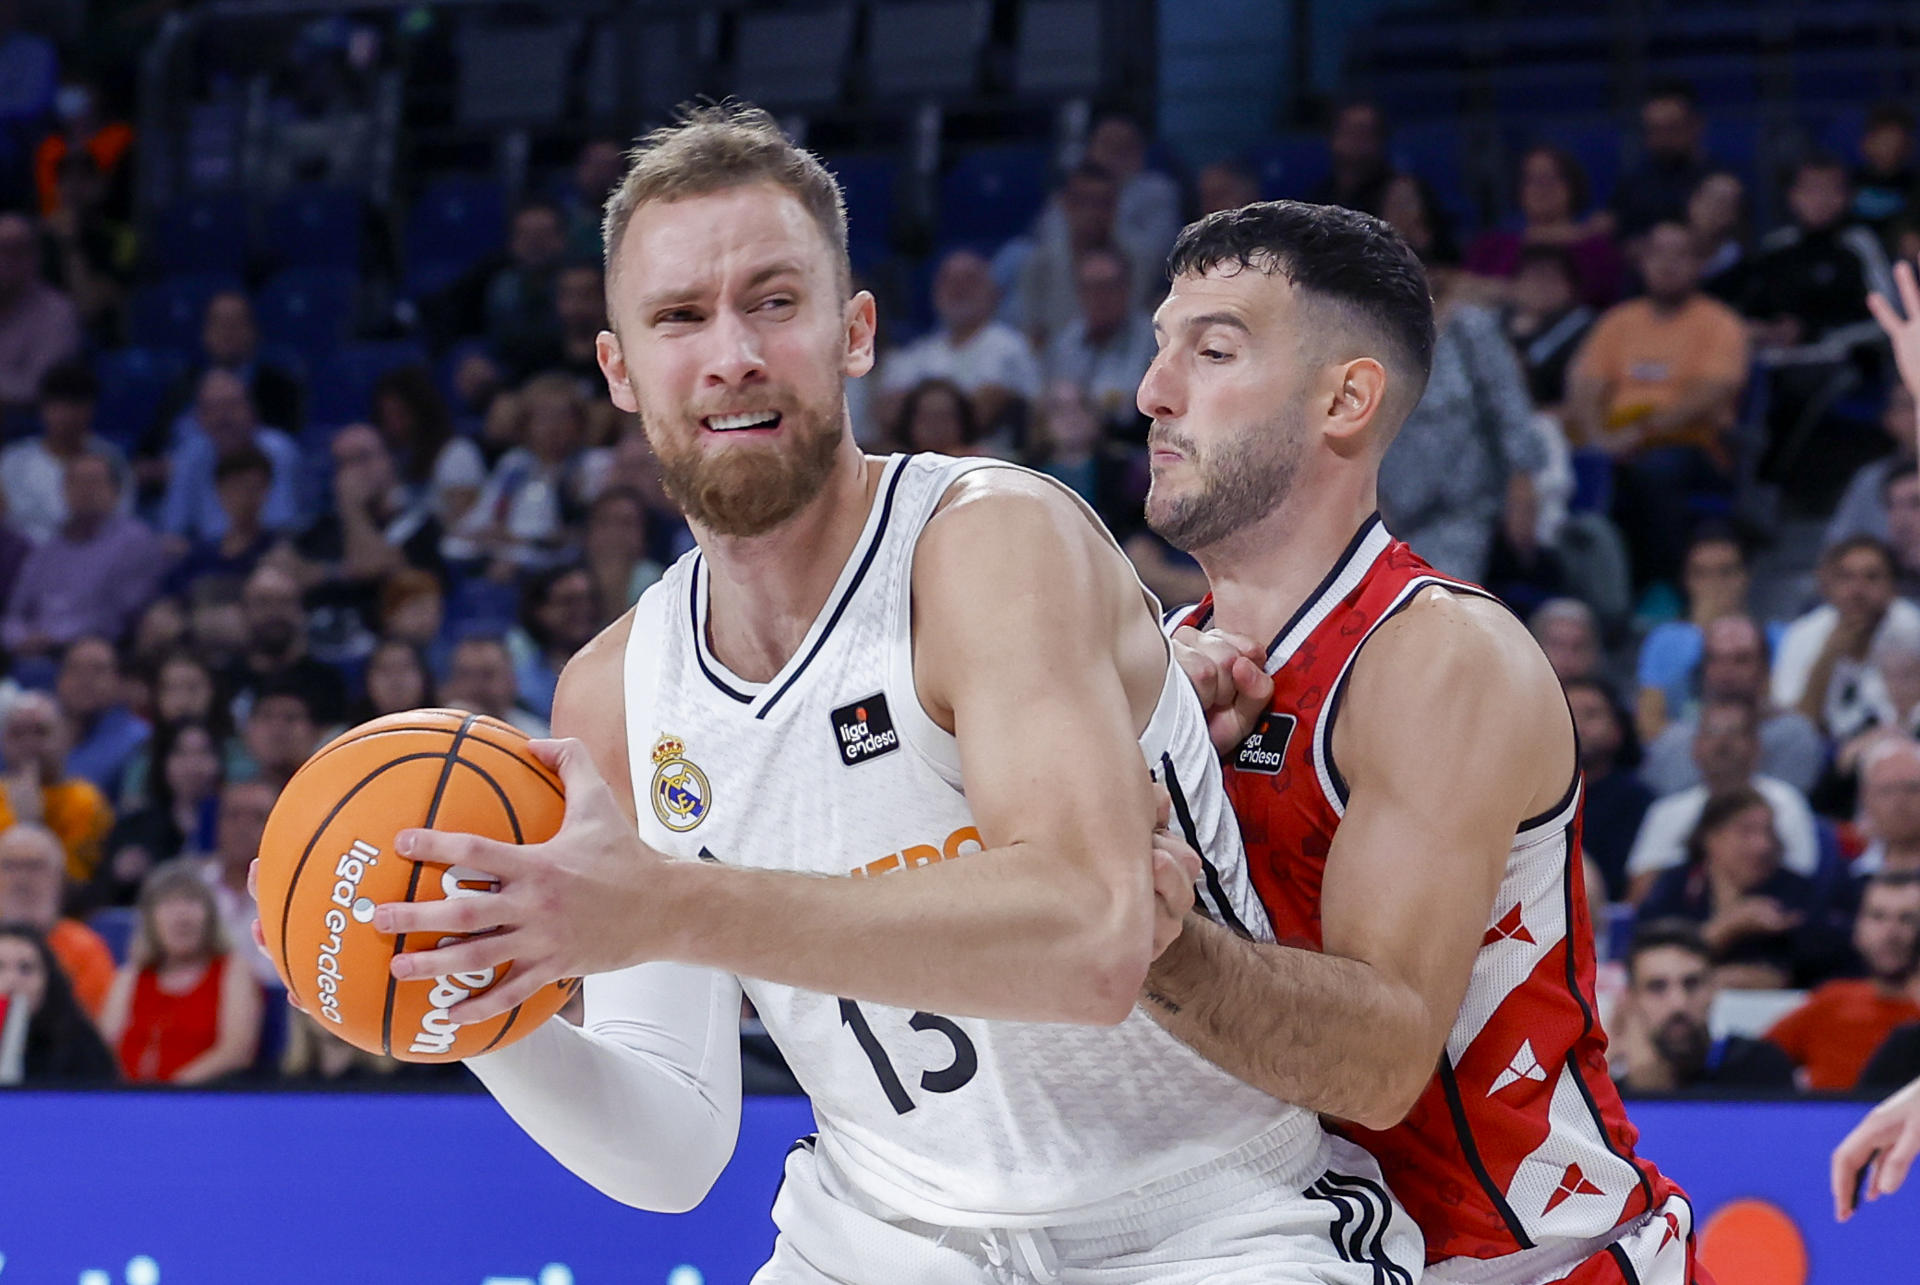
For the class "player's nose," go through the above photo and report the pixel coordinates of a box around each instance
[702,307,767,387]
[1137,351,1182,422]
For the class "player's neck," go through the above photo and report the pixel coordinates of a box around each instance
[1195,478,1379,649]
[694,443,882,683]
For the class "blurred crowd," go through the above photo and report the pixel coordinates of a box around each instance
[4,0,1920,1096]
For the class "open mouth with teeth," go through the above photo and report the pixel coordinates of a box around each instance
[703,411,783,433]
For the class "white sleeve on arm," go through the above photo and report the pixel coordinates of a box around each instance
[466,960,746,1213]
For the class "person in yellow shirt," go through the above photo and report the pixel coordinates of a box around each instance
[0,691,113,885]
[1567,219,1752,589]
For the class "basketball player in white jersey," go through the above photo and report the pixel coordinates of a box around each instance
[353,105,1421,1281]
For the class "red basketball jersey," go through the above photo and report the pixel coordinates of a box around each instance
[1182,515,1687,1268]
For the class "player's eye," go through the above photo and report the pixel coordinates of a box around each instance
[656,307,702,326]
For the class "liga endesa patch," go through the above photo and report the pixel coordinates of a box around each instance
[1233,711,1295,775]
[831,694,900,766]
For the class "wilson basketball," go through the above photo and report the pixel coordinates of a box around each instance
[254,708,579,1062]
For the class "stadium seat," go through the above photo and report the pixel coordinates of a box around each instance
[1014,0,1102,96]
[93,347,188,451]
[939,144,1052,246]
[125,272,243,353]
[825,154,900,256]
[730,6,855,108]
[256,267,358,353]
[403,176,506,288]
[152,191,250,276]
[87,906,138,966]
[866,0,990,99]
[263,184,365,270]
[304,340,429,432]
[1248,136,1330,202]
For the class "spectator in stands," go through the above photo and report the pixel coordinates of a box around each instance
[582,486,662,620]
[236,679,318,792]
[90,719,221,912]
[1640,615,1825,799]
[370,365,485,532]
[1022,159,1163,350]
[0,212,80,416]
[1380,186,1543,582]
[2,452,170,660]
[1689,170,1749,299]
[1565,676,1651,902]
[1309,99,1395,217]
[1610,81,1714,244]
[1773,536,1920,742]
[56,637,146,799]
[1196,159,1260,218]
[202,778,276,991]
[185,577,247,679]
[1639,784,1841,988]
[586,424,694,562]
[162,444,277,596]
[1566,220,1750,589]
[162,290,304,442]
[443,634,547,737]
[486,199,569,376]
[160,369,303,543]
[1029,378,1143,537]
[0,819,113,1017]
[1627,697,1820,900]
[1853,104,1918,251]
[1501,246,1595,414]
[229,564,346,730]
[0,694,113,886]
[1612,919,1796,1094]
[880,249,1042,438]
[290,424,446,665]
[1852,740,1920,881]
[1043,246,1156,439]
[1827,386,1918,548]
[352,638,433,722]
[0,922,117,1083]
[0,360,127,543]
[1529,598,1604,686]
[511,565,597,721]
[892,377,986,456]
[1883,466,1920,597]
[1467,145,1621,308]
[1634,530,1760,737]
[101,858,261,1084]
[1083,112,1183,271]
[41,151,133,340]
[376,569,449,677]
[1737,153,1893,354]
[563,137,625,260]
[505,260,605,385]
[446,373,589,577]
[1768,871,1920,1090]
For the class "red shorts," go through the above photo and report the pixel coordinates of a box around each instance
[1428,1196,1714,1285]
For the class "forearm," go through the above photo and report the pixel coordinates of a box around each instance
[1643,381,1740,442]
[661,845,1148,1025]
[1141,913,1434,1129]
[466,961,742,1212]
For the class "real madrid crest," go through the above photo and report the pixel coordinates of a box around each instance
[650,733,711,832]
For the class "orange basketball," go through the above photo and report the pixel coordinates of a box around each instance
[255,708,578,1062]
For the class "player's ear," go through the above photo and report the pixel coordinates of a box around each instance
[844,289,878,379]
[596,330,640,414]
[1323,357,1387,447]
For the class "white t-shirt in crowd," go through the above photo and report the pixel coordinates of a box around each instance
[1624,774,1821,880]
[879,322,1042,400]
[1770,598,1920,736]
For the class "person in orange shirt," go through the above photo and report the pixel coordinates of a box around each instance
[0,822,113,1017]
[0,691,113,885]
[1768,870,1920,1089]
[1567,219,1752,588]
[31,81,133,220]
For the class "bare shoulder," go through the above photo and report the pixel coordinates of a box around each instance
[553,608,637,811]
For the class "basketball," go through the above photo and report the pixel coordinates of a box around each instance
[254,708,578,1063]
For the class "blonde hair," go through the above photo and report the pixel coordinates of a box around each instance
[132,858,228,969]
[601,101,850,292]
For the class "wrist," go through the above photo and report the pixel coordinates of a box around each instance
[651,856,718,966]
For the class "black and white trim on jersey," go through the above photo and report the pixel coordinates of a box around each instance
[1305,1172,1417,1285]
[1185,515,1394,672]
[686,455,911,719]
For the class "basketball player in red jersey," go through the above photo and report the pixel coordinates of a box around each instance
[1134,201,1709,1283]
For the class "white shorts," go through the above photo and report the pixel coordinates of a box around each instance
[752,1124,1425,1285]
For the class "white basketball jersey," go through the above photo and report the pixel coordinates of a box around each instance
[621,453,1309,1227]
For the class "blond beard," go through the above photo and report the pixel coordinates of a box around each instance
[645,399,845,538]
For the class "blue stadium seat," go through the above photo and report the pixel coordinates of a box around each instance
[305,340,429,432]
[1248,136,1329,202]
[825,154,899,255]
[153,191,251,276]
[256,267,358,354]
[93,347,189,451]
[264,184,365,270]
[403,176,506,285]
[939,145,1052,246]
[87,906,138,965]
[125,272,243,353]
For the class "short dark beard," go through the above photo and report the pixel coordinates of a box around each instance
[1145,410,1302,553]
[647,399,844,538]
[1652,1013,1709,1077]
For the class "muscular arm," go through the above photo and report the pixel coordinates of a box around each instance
[1143,591,1568,1129]
[465,624,745,1212]
[657,478,1167,1024]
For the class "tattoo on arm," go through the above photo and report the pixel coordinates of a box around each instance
[1143,987,1183,1016]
